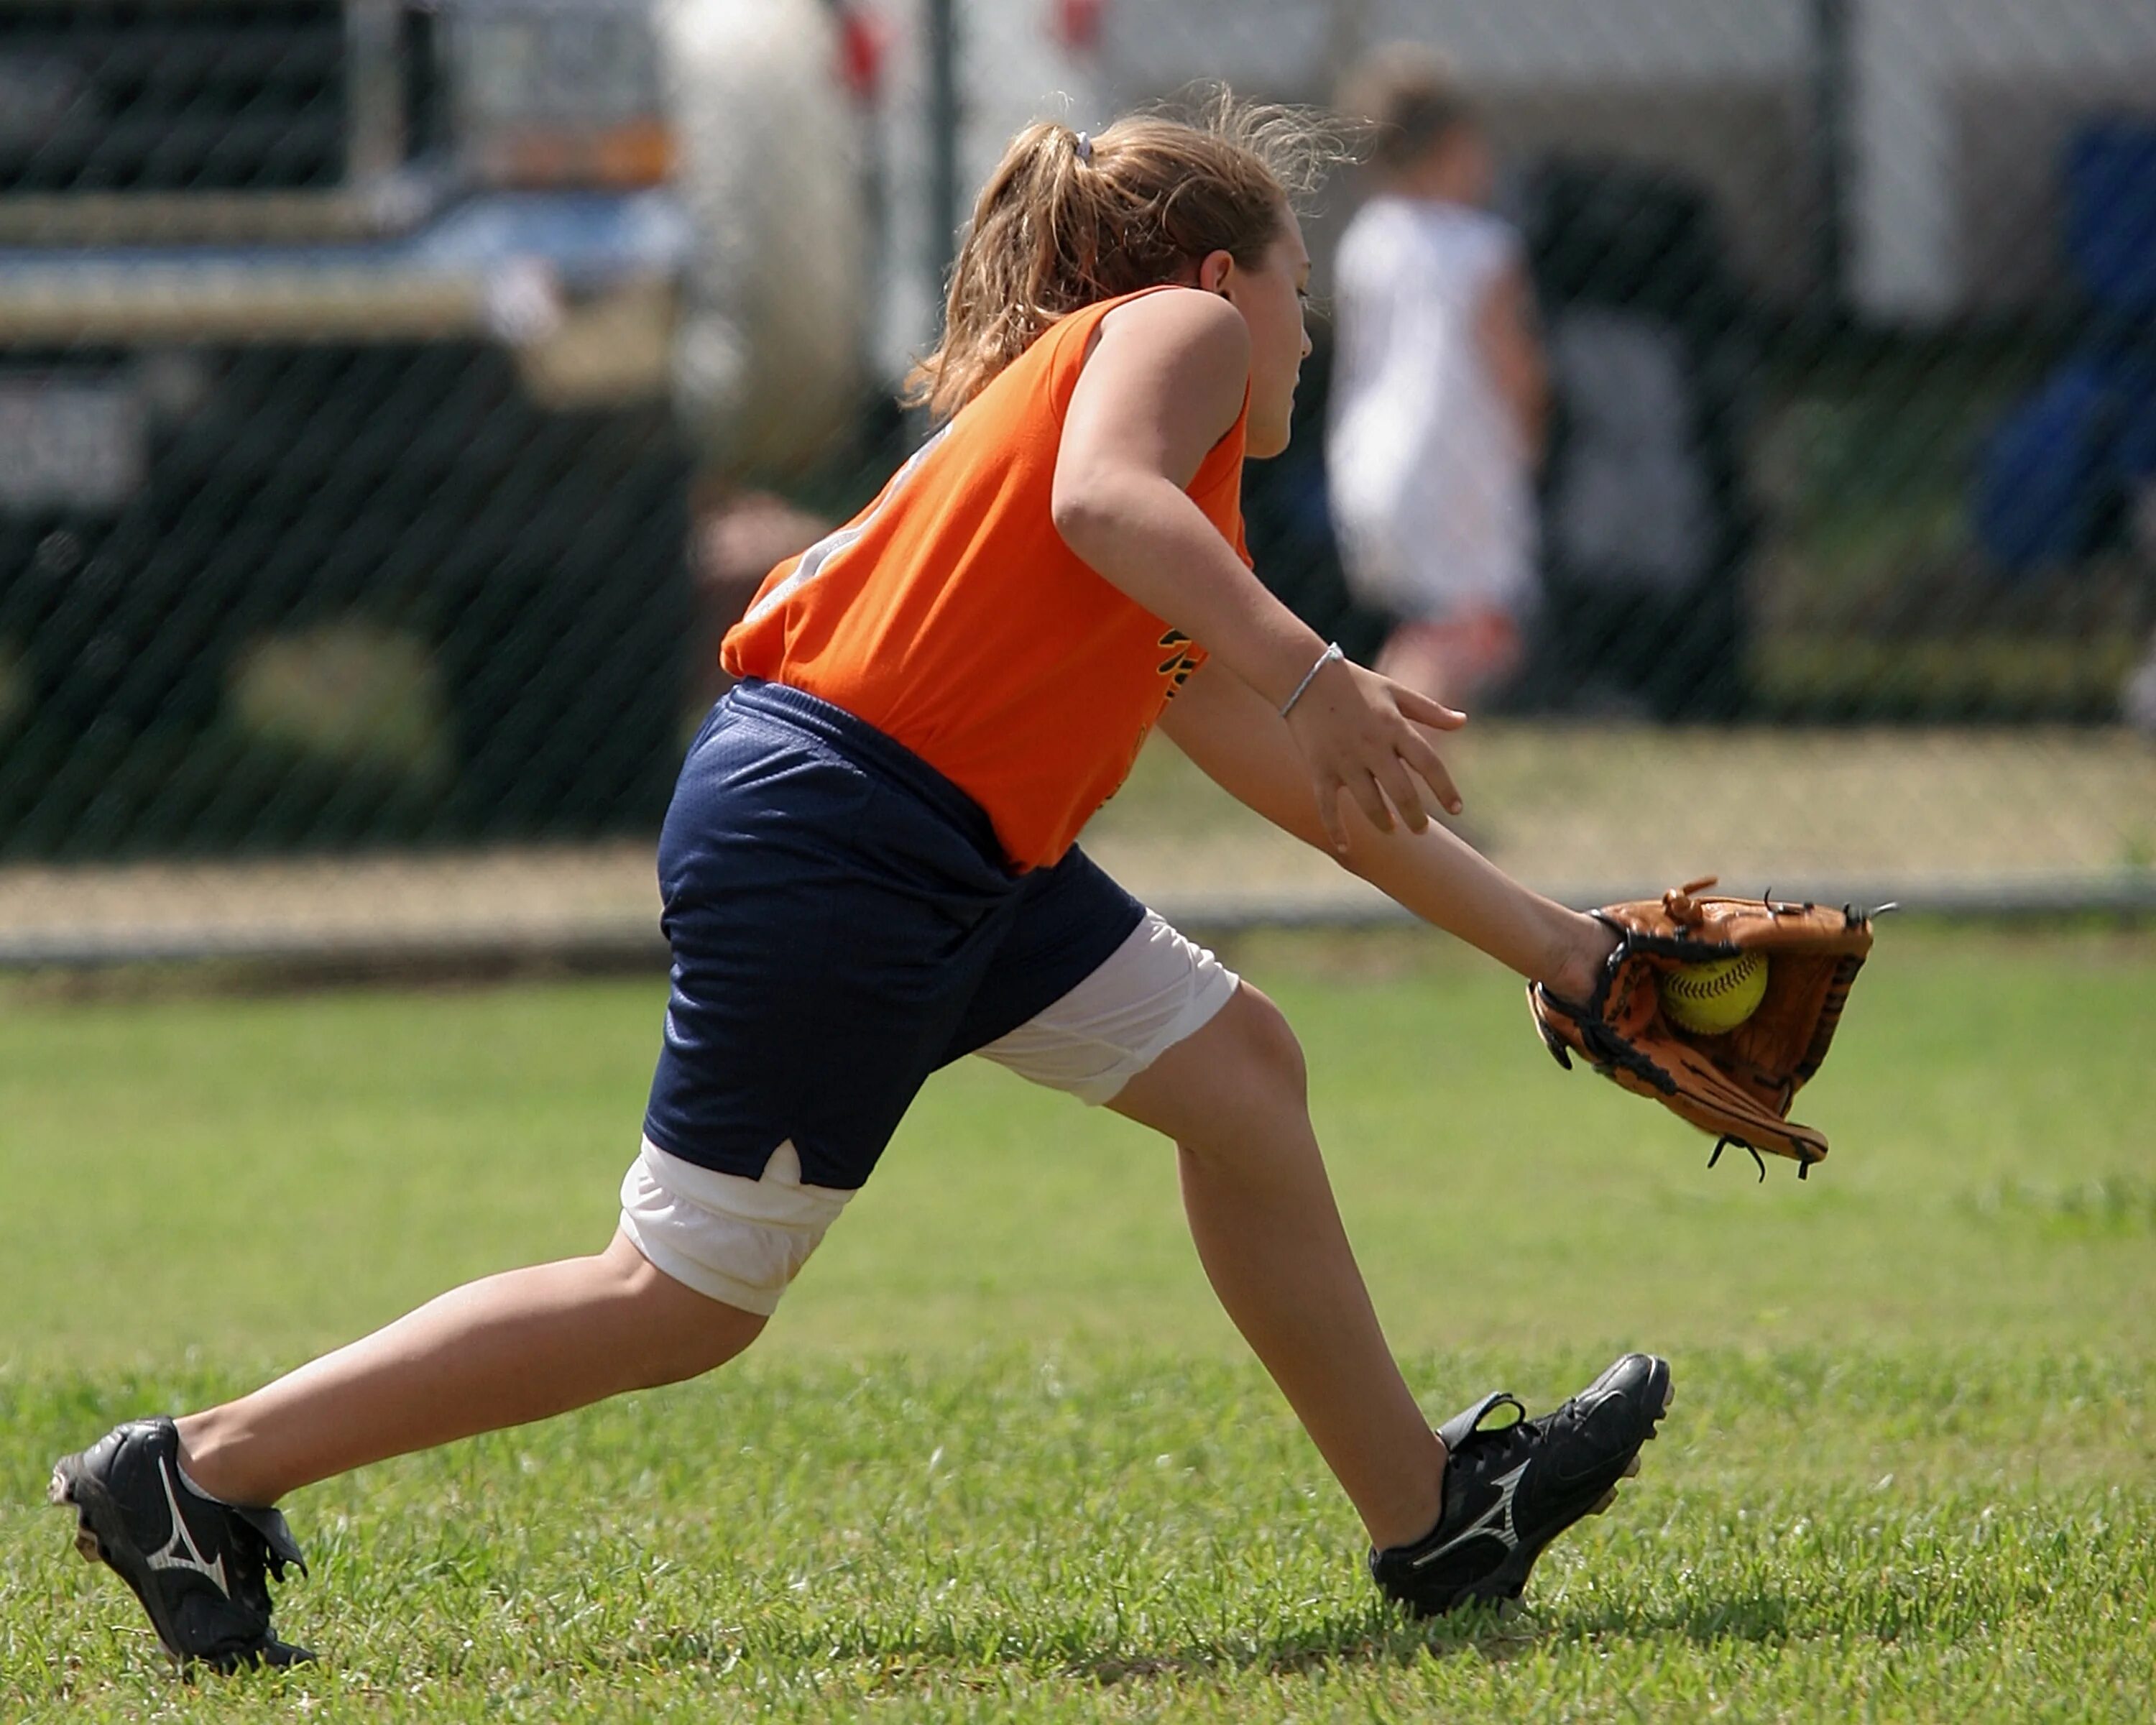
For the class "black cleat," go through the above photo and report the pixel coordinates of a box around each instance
[50,1417,313,1672]
[1370,1352,1673,1617]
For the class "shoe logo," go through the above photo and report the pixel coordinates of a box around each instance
[1414,1459,1531,1566]
[147,1460,229,1598]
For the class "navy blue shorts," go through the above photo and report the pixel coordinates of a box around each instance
[642,680,1146,1190]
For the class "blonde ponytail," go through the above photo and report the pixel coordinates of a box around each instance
[908,91,1343,423]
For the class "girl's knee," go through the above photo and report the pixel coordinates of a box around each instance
[1111,980,1314,1155]
[1220,983,1309,1108]
[1163,985,1309,1156]
[607,1234,768,1385]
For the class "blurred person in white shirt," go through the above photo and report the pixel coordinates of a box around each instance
[1327,47,1547,709]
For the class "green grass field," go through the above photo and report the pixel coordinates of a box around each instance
[4,926,2152,1721]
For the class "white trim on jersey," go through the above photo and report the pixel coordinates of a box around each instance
[741,423,954,628]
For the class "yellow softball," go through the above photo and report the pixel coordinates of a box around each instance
[1659,952,1769,1035]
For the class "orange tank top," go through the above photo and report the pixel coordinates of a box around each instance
[721,287,1248,870]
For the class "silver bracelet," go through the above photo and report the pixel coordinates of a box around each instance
[1279,641,1345,717]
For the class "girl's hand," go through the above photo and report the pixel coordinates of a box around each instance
[1282,656,1466,852]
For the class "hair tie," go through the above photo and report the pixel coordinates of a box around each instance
[1074,130,1093,164]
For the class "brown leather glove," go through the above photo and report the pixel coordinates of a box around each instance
[1528,878,1876,1178]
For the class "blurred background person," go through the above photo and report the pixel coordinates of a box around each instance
[1326,46,1548,712]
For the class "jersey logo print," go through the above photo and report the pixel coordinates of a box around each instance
[147,1460,229,1596]
[1156,629,1200,693]
[741,424,953,628]
[1412,1460,1531,1566]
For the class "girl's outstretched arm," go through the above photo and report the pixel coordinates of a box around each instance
[1053,287,1460,852]
[1156,661,1614,1000]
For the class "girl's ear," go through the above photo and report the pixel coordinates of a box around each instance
[1196,249,1235,295]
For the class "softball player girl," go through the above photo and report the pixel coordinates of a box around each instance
[53,100,1669,1669]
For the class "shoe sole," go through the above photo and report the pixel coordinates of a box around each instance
[49,1455,306,1673]
[1456,1356,1674,1612]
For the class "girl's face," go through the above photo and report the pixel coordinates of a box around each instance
[1200,208,1312,459]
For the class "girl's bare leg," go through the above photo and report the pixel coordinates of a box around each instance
[1109,983,1445,1552]
[175,1231,764,1506]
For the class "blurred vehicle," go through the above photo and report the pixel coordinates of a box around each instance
[0,0,866,854]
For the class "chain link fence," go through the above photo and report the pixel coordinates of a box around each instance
[1,0,2153,967]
